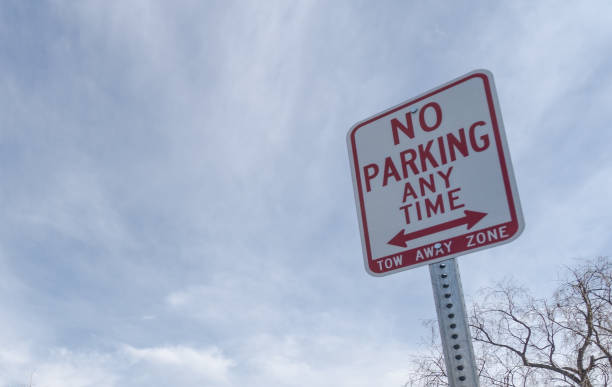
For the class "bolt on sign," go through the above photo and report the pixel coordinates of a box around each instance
[347,70,524,276]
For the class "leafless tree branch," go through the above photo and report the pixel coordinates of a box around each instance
[406,257,612,386]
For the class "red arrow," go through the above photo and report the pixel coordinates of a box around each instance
[388,210,487,248]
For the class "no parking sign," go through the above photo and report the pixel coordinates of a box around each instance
[347,70,524,276]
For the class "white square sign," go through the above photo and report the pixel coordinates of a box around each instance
[347,70,524,276]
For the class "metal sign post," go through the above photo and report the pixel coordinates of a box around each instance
[430,258,479,386]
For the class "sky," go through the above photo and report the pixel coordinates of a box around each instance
[1,1,612,386]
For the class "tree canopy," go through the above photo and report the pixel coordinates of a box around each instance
[406,257,612,386]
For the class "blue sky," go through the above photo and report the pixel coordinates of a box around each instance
[1,1,612,386]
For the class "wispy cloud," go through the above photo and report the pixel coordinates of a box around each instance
[1,1,612,385]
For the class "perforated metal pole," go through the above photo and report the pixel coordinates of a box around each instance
[429,258,480,387]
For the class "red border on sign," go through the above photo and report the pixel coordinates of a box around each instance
[349,72,521,274]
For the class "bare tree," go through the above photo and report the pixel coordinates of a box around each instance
[405,320,449,387]
[406,257,612,386]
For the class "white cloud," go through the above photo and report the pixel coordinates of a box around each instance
[235,334,412,387]
[0,347,118,387]
[124,345,234,384]
[0,344,233,387]
[0,337,414,387]
[164,277,283,327]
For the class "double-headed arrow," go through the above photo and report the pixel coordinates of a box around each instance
[388,210,487,248]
